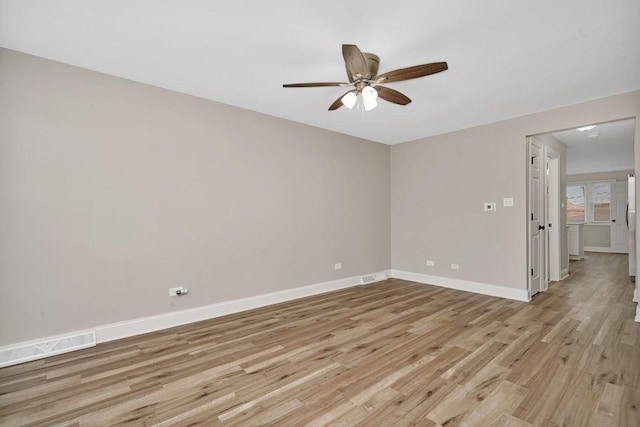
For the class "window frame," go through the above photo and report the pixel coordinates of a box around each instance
[590,181,612,223]
[566,180,615,225]
[566,184,586,223]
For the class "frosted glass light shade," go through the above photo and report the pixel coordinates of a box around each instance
[361,86,378,110]
[362,86,378,102]
[341,92,357,109]
[363,98,378,111]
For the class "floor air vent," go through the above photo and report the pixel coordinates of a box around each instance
[360,274,380,285]
[0,330,96,368]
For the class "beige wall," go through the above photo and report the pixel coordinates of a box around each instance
[2,46,639,347]
[0,49,391,345]
[391,91,640,291]
[583,226,611,248]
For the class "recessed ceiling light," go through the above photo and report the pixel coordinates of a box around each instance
[588,133,600,138]
[576,125,596,132]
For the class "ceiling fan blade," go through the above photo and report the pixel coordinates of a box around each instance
[328,97,344,111]
[342,44,368,82]
[376,62,448,83]
[328,90,357,110]
[283,82,349,88]
[375,86,412,105]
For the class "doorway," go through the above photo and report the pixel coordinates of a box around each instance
[557,119,634,258]
[528,137,562,297]
[528,118,636,300]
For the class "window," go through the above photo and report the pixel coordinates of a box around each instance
[566,181,614,223]
[567,185,585,222]
[592,182,611,222]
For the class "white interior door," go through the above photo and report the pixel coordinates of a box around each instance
[529,140,543,296]
[612,181,629,253]
[545,148,561,281]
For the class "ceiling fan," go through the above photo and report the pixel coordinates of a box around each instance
[283,44,448,111]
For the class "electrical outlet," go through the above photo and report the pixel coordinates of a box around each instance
[503,197,514,207]
[334,263,342,270]
[451,263,460,270]
[426,260,435,267]
[169,286,188,296]
[484,202,496,212]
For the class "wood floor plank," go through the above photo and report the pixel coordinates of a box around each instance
[592,382,625,426]
[549,384,597,427]
[459,380,528,426]
[426,362,511,425]
[0,252,638,426]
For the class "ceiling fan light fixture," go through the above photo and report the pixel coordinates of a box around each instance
[362,86,378,102]
[341,91,357,109]
[284,44,448,112]
[363,98,378,111]
[361,86,378,111]
[576,125,596,132]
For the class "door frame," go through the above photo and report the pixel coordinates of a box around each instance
[528,138,544,297]
[546,147,561,282]
[527,137,562,298]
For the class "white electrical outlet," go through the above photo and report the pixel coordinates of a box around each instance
[169,286,188,296]
[426,260,435,267]
[484,202,496,212]
[451,263,460,270]
[334,263,342,270]
[503,197,514,207]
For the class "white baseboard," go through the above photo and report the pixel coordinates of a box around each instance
[560,268,570,280]
[4,269,537,367]
[634,288,639,303]
[636,304,640,323]
[0,271,389,367]
[95,270,389,343]
[584,246,627,254]
[389,270,530,302]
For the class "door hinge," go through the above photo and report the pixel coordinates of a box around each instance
[531,268,534,276]
[531,156,536,165]
[531,213,534,220]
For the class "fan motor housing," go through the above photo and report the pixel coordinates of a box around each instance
[363,53,380,79]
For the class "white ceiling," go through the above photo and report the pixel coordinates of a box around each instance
[1,0,639,145]
[553,119,635,175]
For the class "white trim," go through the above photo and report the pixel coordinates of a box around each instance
[95,271,389,343]
[636,304,640,323]
[1,271,391,366]
[634,288,639,303]
[389,270,530,302]
[584,246,620,253]
[560,268,570,280]
[546,146,561,282]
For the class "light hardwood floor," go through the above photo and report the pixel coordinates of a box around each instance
[1,253,639,426]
